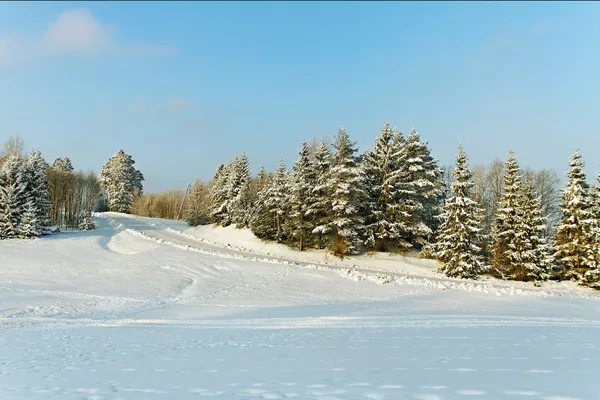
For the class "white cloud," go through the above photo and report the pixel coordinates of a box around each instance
[0,8,176,66]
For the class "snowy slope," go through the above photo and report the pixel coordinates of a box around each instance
[1,213,599,399]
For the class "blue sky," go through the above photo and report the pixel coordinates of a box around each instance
[1,1,599,192]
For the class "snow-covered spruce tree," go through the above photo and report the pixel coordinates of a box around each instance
[99,150,144,213]
[490,150,524,276]
[208,163,229,224]
[362,122,397,251]
[432,144,487,279]
[326,127,366,257]
[230,153,253,228]
[79,214,96,231]
[0,154,28,239]
[213,155,242,227]
[553,150,596,281]
[18,199,39,238]
[185,179,210,227]
[517,177,551,281]
[24,151,52,233]
[391,128,443,250]
[263,159,291,242]
[51,157,74,173]
[286,140,318,251]
[250,169,277,241]
[307,139,333,249]
[582,171,600,287]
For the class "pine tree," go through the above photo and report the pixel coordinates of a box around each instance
[0,154,28,239]
[553,150,596,281]
[19,199,40,238]
[308,139,333,249]
[391,128,443,249]
[518,177,551,281]
[491,150,525,275]
[433,144,487,279]
[326,127,366,256]
[99,150,144,213]
[362,122,398,251]
[286,140,317,250]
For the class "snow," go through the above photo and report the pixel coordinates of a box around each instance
[1,212,600,399]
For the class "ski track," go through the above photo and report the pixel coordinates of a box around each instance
[103,213,598,300]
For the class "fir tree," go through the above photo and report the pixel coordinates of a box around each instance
[0,154,28,239]
[286,140,317,251]
[491,150,524,275]
[433,144,487,279]
[553,150,596,281]
[326,127,366,256]
[362,122,398,251]
[308,139,333,249]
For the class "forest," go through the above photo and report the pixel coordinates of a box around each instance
[1,123,599,288]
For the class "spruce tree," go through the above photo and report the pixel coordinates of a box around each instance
[250,170,277,241]
[19,199,40,238]
[362,122,398,251]
[326,127,366,256]
[518,177,551,281]
[185,179,210,227]
[491,150,524,275]
[583,172,600,287]
[433,144,487,279]
[263,159,290,242]
[391,128,443,249]
[308,139,333,249]
[25,151,52,232]
[0,154,28,239]
[386,127,413,252]
[553,150,596,281]
[286,140,317,250]
[51,157,74,173]
[230,153,253,228]
[79,214,96,231]
[208,163,229,224]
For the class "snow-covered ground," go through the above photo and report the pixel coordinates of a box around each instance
[1,213,599,400]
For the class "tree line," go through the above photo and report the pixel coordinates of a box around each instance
[0,136,144,238]
[178,123,599,289]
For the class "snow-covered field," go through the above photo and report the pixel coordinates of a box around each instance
[1,213,599,400]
